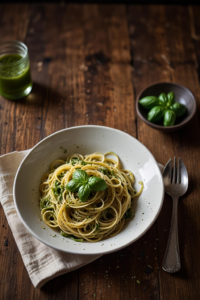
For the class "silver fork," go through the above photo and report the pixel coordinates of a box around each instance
[162,157,189,273]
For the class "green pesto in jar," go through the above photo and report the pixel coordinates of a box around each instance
[0,54,32,100]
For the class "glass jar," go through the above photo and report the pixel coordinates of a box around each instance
[0,41,32,100]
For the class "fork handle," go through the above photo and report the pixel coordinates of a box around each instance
[162,196,181,273]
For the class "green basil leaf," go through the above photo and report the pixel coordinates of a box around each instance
[78,184,91,202]
[170,102,186,117]
[72,170,88,183]
[88,177,107,191]
[158,93,168,105]
[163,110,176,126]
[139,96,160,110]
[66,180,82,192]
[167,91,175,106]
[147,106,165,123]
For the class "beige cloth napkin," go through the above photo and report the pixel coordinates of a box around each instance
[0,150,164,288]
[0,150,100,288]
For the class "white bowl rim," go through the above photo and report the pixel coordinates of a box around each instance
[13,125,165,255]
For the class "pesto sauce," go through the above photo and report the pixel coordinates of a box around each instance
[0,54,32,99]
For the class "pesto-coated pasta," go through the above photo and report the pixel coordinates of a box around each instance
[39,152,143,242]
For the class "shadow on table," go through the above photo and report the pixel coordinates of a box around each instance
[15,82,63,107]
[40,269,79,297]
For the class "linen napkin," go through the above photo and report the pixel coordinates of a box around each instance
[0,150,164,288]
[0,150,101,288]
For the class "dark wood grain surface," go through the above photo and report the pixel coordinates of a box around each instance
[0,4,200,300]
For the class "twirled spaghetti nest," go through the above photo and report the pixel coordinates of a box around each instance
[40,152,143,242]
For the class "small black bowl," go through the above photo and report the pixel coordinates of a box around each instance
[136,82,196,132]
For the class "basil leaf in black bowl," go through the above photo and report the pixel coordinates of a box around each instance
[136,82,196,132]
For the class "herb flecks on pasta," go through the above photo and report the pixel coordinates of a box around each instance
[39,152,143,242]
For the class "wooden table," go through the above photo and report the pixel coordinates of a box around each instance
[0,3,200,300]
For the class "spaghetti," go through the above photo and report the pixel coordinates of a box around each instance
[39,152,143,242]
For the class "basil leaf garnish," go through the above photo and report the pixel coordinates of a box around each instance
[88,177,107,191]
[147,106,165,123]
[67,169,107,202]
[66,180,82,192]
[163,110,176,126]
[72,170,88,183]
[170,102,186,117]
[167,91,175,106]
[158,93,168,105]
[78,184,91,202]
[138,90,185,127]
[139,96,160,110]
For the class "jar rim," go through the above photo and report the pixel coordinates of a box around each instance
[0,41,28,67]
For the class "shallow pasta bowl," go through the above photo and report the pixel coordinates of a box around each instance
[14,125,164,255]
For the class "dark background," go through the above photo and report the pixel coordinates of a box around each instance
[0,1,198,4]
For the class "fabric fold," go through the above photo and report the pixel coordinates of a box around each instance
[0,151,100,288]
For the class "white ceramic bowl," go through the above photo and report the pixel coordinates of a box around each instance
[14,126,164,255]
